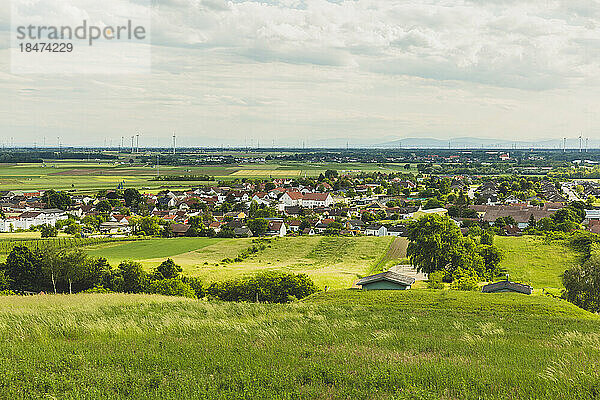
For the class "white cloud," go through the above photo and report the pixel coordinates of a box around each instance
[0,0,599,145]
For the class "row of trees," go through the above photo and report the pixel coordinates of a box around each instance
[0,246,317,303]
[563,232,600,312]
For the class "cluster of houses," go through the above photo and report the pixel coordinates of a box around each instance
[0,190,68,232]
[0,175,597,237]
[475,180,567,205]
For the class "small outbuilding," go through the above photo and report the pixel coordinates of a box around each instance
[481,280,533,295]
[356,271,416,290]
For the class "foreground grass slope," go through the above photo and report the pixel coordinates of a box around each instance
[0,290,598,399]
[86,236,402,289]
[495,236,579,289]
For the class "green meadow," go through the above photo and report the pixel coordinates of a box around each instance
[496,236,579,290]
[86,236,404,289]
[0,290,597,399]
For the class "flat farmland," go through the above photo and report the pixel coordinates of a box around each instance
[0,163,231,192]
[0,160,418,192]
[85,236,406,289]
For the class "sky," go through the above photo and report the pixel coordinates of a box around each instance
[0,0,599,147]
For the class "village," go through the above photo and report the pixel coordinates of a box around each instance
[1,172,599,239]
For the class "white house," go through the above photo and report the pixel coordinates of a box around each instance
[267,221,287,237]
[0,209,68,232]
[301,193,333,208]
[585,209,600,224]
[280,192,304,207]
[365,223,387,237]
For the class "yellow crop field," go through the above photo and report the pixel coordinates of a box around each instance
[231,169,302,177]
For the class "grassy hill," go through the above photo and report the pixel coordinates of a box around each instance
[495,236,580,290]
[0,290,597,399]
[86,236,405,289]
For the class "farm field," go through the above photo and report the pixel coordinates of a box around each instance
[85,236,404,289]
[0,160,417,192]
[0,290,597,399]
[495,236,579,290]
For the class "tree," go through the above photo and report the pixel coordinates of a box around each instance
[123,188,143,207]
[60,248,88,294]
[406,215,463,274]
[136,216,161,236]
[527,214,536,229]
[324,169,338,180]
[154,258,182,280]
[42,190,72,210]
[477,244,504,280]
[562,244,600,312]
[96,200,112,213]
[64,223,81,235]
[324,221,343,236]
[40,224,58,238]
[298,220,311,231]
[248,201,259,216]
[117,261,147,293]
[423,198,443,210]
[480,230,494,245]
[247,218,269,236]
[4,246,44,292]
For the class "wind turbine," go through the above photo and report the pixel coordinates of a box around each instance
[172,132,176,155]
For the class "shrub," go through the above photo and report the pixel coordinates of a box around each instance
[206,272,318,303]
[181,276,204,298]
[153,258,183,280]
[83,286,112,294]
[147,278,195,298]
[427,271,445,289]
[451,276,480,291]
[450,268,480,291]
[40,224,58,238]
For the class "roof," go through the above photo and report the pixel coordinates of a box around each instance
[366,223,385,230]
[284,191,304,200]
[303,193,330,201]
[481,280,533,295]
[356,271,415,287]
[171,223,190,233]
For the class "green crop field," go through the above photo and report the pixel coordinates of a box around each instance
[0,290,597,399]
[495,236,579,290]
[0,160,417,193]
[86,236,405,289]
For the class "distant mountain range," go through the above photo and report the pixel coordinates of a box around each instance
[286,136,599,149]
[375,137,600,150]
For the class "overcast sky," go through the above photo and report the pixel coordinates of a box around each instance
[0,0,599,147]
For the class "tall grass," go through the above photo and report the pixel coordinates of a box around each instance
[0,290,597,399]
